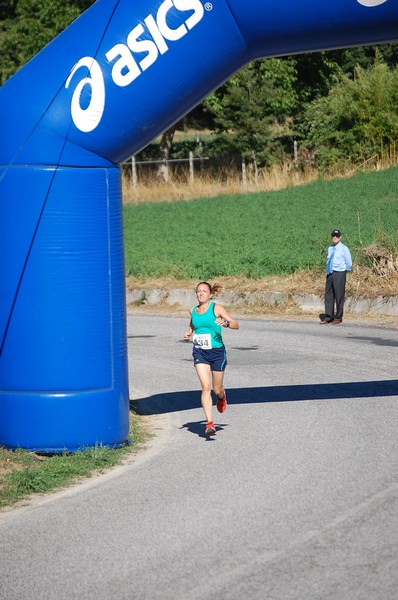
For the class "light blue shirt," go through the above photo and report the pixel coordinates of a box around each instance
[326,241,352,274]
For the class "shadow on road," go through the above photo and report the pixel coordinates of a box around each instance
[131,379,398,415]
[178,420,229,440]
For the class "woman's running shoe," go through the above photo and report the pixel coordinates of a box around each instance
[217,392,227,413]
[205,421,216,436]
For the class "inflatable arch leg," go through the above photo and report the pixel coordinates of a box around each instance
[0,166,129,451]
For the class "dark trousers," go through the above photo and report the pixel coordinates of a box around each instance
[324,271,347,321]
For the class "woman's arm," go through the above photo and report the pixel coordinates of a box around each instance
[214,304,239,329]
[183,313,194,340]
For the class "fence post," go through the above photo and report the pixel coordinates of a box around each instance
[293,140,298,170]
[131,155,138,189]
[158,147,169,182]
[242,157,247,187]
[197,138,204,173]
[189,151,194,184]
[252,151,258,185]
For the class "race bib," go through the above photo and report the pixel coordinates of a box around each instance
[193,333,212,349]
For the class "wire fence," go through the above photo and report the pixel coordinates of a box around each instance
[122,152,271,188]
[125,152,210,187]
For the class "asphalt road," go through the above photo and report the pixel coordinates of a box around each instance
[1,314,397,600]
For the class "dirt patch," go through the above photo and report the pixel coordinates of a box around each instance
[0,454,20,478]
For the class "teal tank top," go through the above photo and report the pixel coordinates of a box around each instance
[191,301,223,349]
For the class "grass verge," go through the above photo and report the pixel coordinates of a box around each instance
[0,410,152,511]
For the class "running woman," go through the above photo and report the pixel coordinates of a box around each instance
[183,281,239,436]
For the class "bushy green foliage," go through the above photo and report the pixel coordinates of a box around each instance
[299,58,398,171]
[203,58,298,167]
[124,167,398,279]
[0,0,94,84]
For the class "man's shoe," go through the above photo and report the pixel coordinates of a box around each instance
[320,320,330,324]
[205,421,216,436]
[332,319,342,324]
[217,392,227,413]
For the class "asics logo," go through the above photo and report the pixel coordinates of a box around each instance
[66,0,205,133]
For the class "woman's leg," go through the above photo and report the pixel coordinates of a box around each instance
[195,363,213,423]
[212,369,225,401]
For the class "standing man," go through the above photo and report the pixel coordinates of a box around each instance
[320,229,352,325]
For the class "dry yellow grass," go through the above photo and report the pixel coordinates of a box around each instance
[121,158,394,204]
[127,265,398,298]
[122,162,320,204]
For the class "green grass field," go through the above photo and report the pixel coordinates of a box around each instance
[123,167,398,279]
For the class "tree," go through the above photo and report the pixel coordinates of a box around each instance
[293,44,398,107]
[0,1,17,20]
[299,57,398,171]
[0,0,94,84]
[203,57,298,168]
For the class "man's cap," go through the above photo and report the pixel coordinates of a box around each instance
[331,229,341,237]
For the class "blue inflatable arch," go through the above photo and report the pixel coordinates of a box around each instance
[0,0,397,451]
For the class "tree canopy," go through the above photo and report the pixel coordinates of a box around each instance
[203,58,298,166]
[299,57,398,171]
[0,0,94,84]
